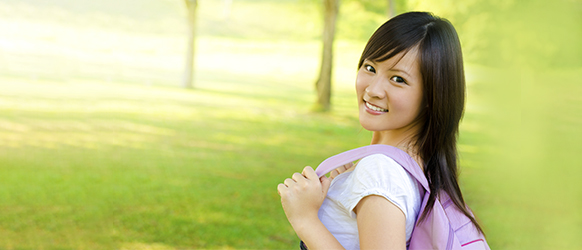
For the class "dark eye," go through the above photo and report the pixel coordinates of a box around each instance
[391,76,406,84]
[364,65,376,73]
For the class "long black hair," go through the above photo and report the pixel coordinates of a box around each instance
[358,11,483,233]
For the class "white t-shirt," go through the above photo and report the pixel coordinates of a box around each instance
[318,154,423,250]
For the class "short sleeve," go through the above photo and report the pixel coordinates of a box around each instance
[337,153,421,239]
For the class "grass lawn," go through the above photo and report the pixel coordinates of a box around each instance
[0,73,372,249]
[0,0,581,249]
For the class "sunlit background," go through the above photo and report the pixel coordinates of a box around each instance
[0,0,580,249]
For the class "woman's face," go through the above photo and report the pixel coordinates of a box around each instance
[356,48,425,133]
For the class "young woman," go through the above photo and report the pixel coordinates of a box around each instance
[277,12,483,249]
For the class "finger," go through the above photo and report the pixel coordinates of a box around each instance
[330,169,338,179]
[292,172,306,183]
[320,175,332,196]
[302,166,318,180]
[331,163,350,179]
[283,178,295,187]
[341,162,353,170]
[339,165,348,171]
[277,183,287,196]
[331,167,342,178]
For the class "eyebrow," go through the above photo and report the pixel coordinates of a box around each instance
[389,68,413,79]
[365,59,414,79]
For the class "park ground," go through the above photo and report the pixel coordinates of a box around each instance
[0,0,581,249]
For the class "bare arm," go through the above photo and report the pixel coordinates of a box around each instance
[278,166,406,249]
[355,195,407,250]
[291,214,344,249]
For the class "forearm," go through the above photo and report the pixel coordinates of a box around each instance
[291,214,345,250]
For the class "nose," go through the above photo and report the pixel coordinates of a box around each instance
[365,76,386,99]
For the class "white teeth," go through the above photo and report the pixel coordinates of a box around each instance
[365,101,388,112]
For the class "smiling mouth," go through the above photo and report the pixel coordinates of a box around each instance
[365,101,389,112]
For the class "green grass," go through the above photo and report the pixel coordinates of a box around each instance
[0,0,581,249]
[0,72,372,249]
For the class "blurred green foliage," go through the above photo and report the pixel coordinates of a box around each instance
[410,0,582,68]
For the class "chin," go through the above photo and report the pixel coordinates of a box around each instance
[359,120,385,132]
[361,125,386,132]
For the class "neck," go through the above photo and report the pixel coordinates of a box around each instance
[371,130,415,150]
[370,125,423,166]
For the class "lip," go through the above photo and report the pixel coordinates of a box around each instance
[364,101,388,115]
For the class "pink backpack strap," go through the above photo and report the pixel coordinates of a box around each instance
[315,144,429,192]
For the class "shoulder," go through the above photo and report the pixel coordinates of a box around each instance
[358,153,399,168]
[339,153,421,219]
[352,154,411,182]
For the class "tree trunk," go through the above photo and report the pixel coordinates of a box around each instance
[314,0,339,112]
[387,0,395,18]
[183,0,198,89]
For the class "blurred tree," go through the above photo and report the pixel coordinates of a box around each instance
[183,0,198,89]
[314,0,340,111]
[387,0,395,18]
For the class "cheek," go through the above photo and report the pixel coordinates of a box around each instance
[409,95,425,116]
[394,94,423,114]
[355,75,366,97]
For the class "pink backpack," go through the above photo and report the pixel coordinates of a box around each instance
[315,144,490,250]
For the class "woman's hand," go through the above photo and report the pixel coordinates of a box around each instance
[277,166,347,249]
[277,166,331,228]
